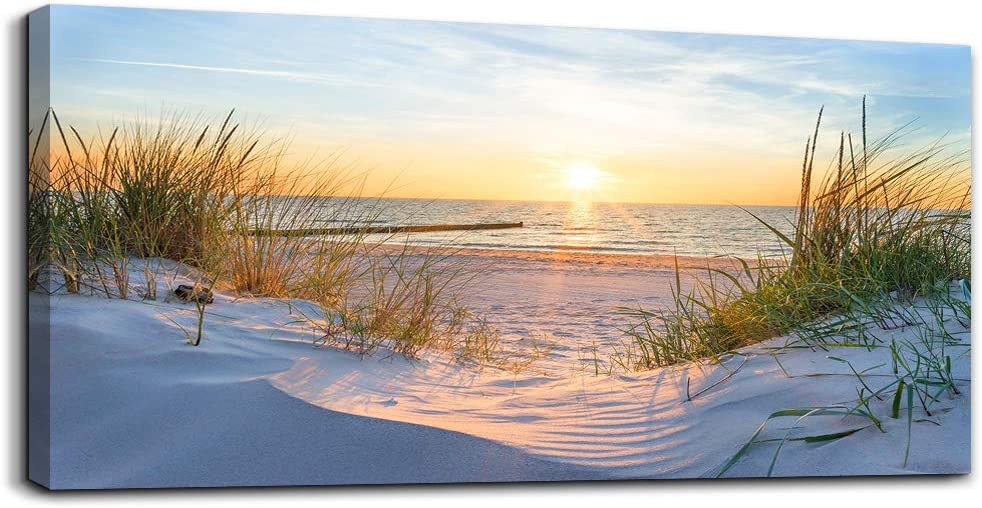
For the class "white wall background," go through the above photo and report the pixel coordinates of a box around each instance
[2,0,978,506]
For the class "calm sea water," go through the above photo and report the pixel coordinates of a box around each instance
[332,198,797,259]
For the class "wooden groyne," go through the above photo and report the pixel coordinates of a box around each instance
[251,222,523,237]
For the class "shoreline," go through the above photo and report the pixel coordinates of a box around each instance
[376,243,770,271]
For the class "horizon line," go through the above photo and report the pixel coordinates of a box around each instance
[353,195,800,208]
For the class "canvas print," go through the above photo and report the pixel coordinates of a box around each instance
[27,4,971,489]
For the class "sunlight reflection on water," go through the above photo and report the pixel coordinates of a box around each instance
[279,197,797,258]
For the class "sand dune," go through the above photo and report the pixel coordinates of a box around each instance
[33,252,970,488]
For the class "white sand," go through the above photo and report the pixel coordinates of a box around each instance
[32,252,970,488]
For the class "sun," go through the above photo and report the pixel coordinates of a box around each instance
[565,164,603,191]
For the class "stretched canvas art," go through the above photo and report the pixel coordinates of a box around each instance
[27,4,971,489]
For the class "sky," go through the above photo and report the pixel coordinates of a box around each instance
[44,5,971,205]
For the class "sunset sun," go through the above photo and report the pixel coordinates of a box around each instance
[565,164,603,191]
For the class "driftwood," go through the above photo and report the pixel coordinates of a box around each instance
[175,284,214,304]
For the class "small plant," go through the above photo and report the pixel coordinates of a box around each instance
[715,406,879,478]
[304,242,489,359]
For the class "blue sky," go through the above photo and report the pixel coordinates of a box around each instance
[45,5,971,204]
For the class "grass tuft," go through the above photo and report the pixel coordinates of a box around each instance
[617,98,970,370]
[28,108,498,360]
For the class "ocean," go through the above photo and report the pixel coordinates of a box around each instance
[320,198,798,259]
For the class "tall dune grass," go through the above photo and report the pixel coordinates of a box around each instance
[28,108,496,359]
[32,109,263,296]
[27,115,51,291]
[619,98,971,369]
[225,150,371,297]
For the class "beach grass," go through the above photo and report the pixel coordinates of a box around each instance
[28,108,498,359]
[602,98,971,476]
[713,283,970,477]
[618,98,970,370]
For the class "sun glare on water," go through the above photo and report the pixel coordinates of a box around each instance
[565,164,604,191]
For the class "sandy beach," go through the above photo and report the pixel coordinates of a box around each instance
[26,5,974,492]
[33,249,970,488]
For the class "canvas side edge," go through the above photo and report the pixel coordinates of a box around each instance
[27,4,52,491]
